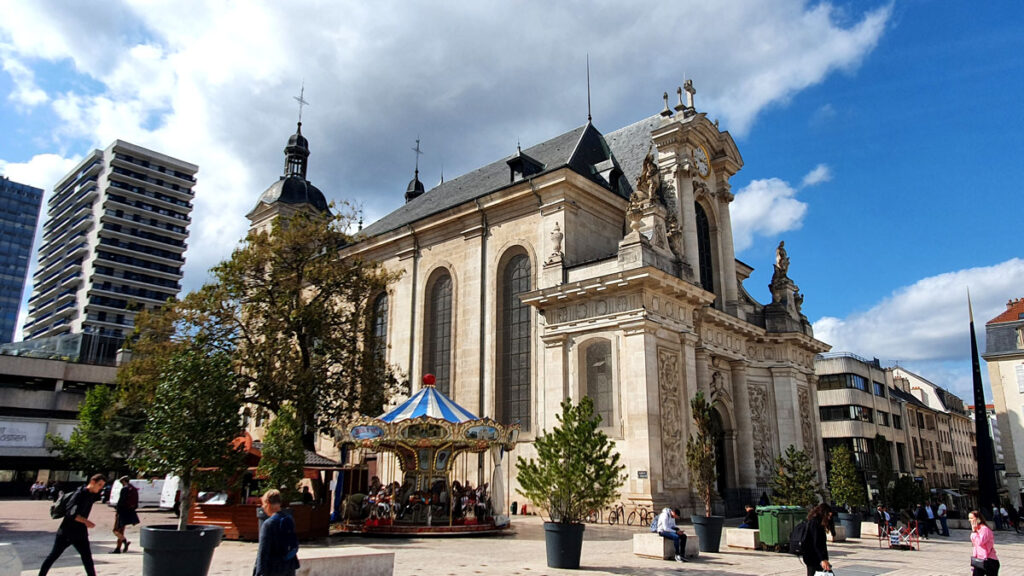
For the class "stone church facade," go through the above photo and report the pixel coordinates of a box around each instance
[255,86,830,514]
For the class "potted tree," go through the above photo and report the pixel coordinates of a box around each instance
[827,444,866,538]
[132,344,245,576]
[517,397,625,569]
[686,391,724,552]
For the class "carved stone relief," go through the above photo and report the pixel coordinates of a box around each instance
[710,371,731,406]
[798,386,813,452]
[550,293,643,325]
[658,348,686,488]
[749,382,774,482]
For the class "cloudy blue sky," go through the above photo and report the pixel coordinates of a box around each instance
[1,0,1021,400]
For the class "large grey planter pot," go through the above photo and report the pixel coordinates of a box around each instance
[140,525,224,576]
[690,515,725,552]
[837,512,862,538]
[544,522,585,569]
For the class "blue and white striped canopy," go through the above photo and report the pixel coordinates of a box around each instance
[379,385,479,424]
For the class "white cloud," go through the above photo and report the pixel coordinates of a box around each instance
[813,258,1024,398]
[801,163,831,187]
[0,0,892,293]
[730,177,808,252]
[1,53,48,107]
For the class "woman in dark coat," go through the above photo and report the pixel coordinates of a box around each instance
[112,476,140,553]
[802,503,833,576]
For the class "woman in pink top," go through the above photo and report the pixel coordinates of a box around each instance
[969,509,999,575]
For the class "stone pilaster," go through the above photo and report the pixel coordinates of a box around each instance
[716,183,740,315]
[730,361,756,488]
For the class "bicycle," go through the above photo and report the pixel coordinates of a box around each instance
[585,508,602,523]
[607,502,626,525]
[627,502,654,527]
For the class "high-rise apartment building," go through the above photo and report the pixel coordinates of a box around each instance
[0,176,43,344]
[23,140,196,341]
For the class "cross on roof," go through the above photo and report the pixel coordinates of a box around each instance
[412,137,424,173]
[294,82,309,123]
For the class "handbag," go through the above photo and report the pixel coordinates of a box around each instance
[970,557,985,570]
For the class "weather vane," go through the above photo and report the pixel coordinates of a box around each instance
[294,81,309,123]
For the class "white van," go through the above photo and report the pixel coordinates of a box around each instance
[109,478,165,508]
[158,475,180,509]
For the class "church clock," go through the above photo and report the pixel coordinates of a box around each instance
[693,144,710,178]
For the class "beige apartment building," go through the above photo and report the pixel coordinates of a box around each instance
[982,298,1024,507]
[815,356,977,510]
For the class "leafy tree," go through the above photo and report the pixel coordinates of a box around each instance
[770,445,823,507]
[174,206,402,448]
[686,391,719,517]
[516,397,625,524]
[890,475,924,519]
[257,404,305,502]
[132,344,245,530]
[873,434,894,504]
[827,445,866,512]
[47,385,140,475]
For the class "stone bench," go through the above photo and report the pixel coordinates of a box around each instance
[725,528,760,549]
[296,546,394,576]
[827,525,847,542]
[632,532,700,560]
[861,522,880,538]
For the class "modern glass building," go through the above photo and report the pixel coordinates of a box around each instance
[23,140,196,341]
[0,176,43,344]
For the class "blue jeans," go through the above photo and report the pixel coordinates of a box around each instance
[659,530,686,556]
[939,517,949,536]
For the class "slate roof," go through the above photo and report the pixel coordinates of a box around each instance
[362,115,665,237]
[250,440,342,469]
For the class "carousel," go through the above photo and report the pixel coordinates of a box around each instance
[338,374,519,535]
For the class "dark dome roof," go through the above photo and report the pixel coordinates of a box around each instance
[406,177,424,195]
[258,175,329,213]
[287,130,308,150]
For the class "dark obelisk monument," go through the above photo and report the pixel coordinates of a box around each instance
[969,292,999,513]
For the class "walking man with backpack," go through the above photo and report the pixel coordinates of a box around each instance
[39,474,106,576]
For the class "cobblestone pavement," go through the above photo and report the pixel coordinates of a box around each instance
[3,499,1023,576]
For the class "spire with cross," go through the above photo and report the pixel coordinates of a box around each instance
[412,137,424,177]
[294,82,309,124]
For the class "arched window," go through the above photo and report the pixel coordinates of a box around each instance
[498,253,531,429]
[424,271,453,395]
[695,202,714,294]
[370,292,388,363]
[583,339,614,425]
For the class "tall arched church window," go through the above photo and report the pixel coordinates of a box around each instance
[370,292,388,363]
[424,272,453,395]
[498,253,531,430]
[695,202,715,294]
[584,339,614,425]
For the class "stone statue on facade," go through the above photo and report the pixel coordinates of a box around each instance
[774,241,790,277]
[635,147,660,202]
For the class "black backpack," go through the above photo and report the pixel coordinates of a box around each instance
[789,520,809,555]
[49,489,76,520]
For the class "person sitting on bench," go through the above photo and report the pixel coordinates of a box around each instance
[655,507,688,562]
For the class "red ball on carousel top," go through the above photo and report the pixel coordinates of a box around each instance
[422,373,436,386]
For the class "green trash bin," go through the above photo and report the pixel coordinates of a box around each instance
[756,506,806,551]
[777,506,806,552]
[756,506,781,549]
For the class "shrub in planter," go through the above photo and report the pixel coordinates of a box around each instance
[828,444,866,537]
[686,391,724,552]
[517,397,625,569]
[132,344,245,576]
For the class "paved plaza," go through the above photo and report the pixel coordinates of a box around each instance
[3,499,1022,576]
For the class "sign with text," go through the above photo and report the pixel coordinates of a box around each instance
[637,470,648,479]
[0,421,47,448]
